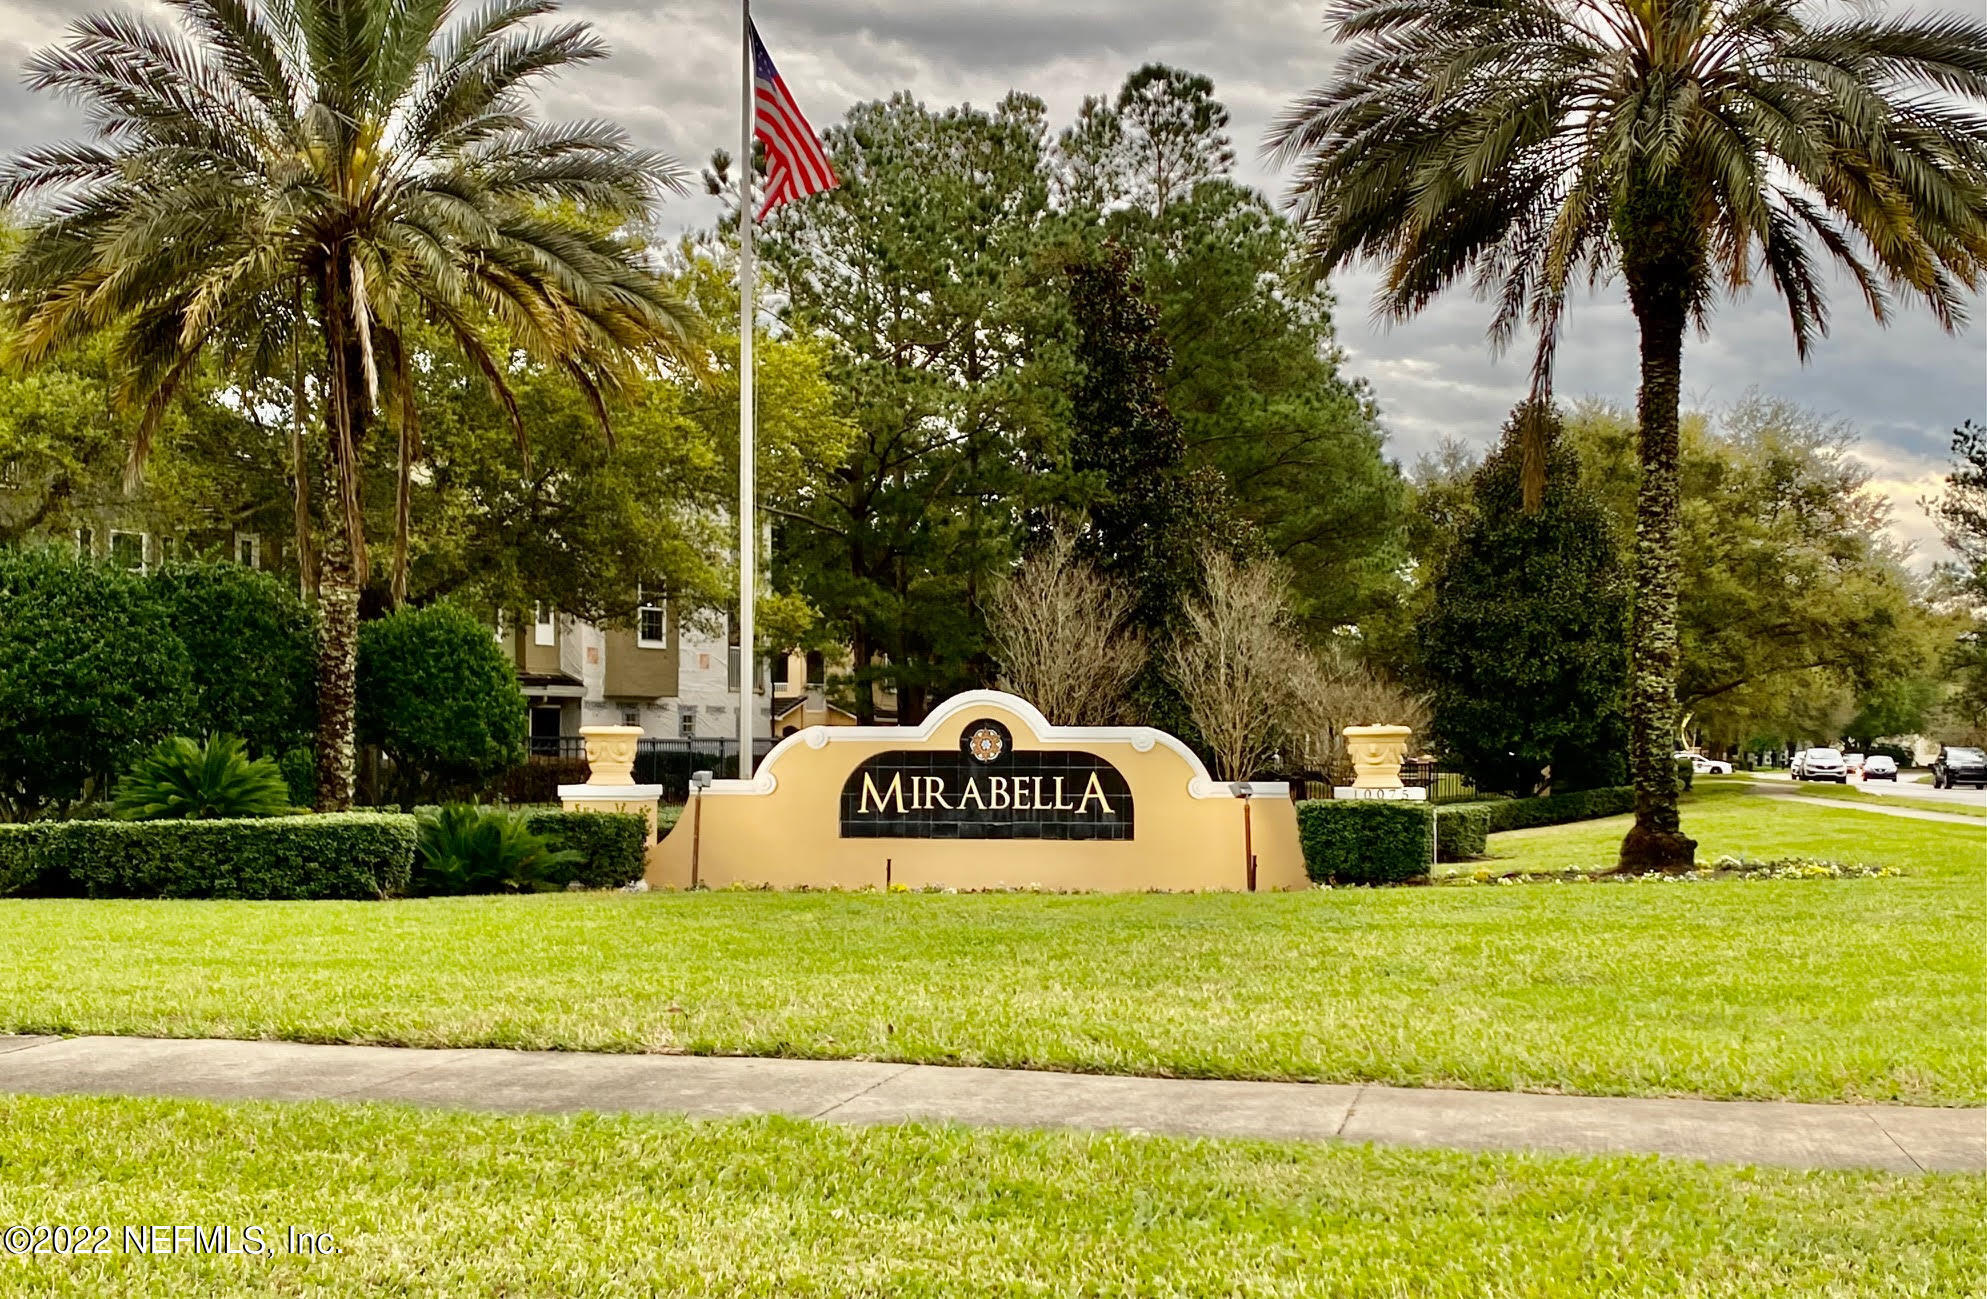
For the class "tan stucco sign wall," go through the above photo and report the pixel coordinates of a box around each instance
[646,691,1307,892]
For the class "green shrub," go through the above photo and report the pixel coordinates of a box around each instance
[0,823,53,895]
[657,804,683,835]
[152,562,316,758]
[1478,786,1635,833]
[278,747,317,808]
[1434,803,1491,861]
[524,809,649,889]
[1675,758,1695,791]
[358,604,527,806]
[0,548,193,818]
[112,735,295,821]
[414,805,581,896]
[1296,801,1432,885]
[0,814,414,899]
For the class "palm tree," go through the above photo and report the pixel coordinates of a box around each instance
[0,0,700,809]
[1272,0,1987,869]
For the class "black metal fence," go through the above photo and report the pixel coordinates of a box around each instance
[632,738,777,801]
[523,737,779,802]
[1281,759,1471,801]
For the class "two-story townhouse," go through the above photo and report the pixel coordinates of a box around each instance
[500,598,771,753]
[768,648,899,735]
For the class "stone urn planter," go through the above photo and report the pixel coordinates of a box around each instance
[579,726,644,787]
[1343,725,1414,790]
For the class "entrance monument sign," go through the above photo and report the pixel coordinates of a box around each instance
[642,691,1306,891]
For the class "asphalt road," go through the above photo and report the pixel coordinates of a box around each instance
[1750,769,1987,809]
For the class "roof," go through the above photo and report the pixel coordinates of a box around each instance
[772,696,859,722]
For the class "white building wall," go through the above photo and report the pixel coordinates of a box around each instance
[571,614,770,742]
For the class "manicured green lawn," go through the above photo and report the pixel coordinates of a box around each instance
[1474,779,1986,868]
[1,787,1980,1104]
[0,1094,1977,1297]
[1740,777,1987,818]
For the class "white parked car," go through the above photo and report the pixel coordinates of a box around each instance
[1674,750,1732,776]
[1794,747,1848,783]
[1862,755,1898,781]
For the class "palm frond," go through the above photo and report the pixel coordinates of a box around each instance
[2,0,701,595]
[1272,0,1987,395]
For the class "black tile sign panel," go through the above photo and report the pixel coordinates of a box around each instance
[839,718,1134,841]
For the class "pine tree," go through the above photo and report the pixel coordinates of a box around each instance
[1064,243,1252,731]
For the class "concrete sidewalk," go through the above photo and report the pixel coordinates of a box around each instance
[1,1035,1979,1174]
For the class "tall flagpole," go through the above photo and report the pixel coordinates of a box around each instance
[736,0,757,776]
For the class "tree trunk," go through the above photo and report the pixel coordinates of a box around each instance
[1618,251,1698,872]
[310,257,372,812]
[850,627,875,725]
[313,524,360,810]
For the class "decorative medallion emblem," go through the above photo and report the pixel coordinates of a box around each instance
[966,723,1006,764]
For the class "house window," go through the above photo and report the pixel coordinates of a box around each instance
[0,458,20,487]
[109,530,147,572]
[74,528,94,557]
[678,710,696,738]
[533,602,555,647]
[636,585,667,648]
[235,533,260,569]
[726,612,742,691]
[621,705,641,727]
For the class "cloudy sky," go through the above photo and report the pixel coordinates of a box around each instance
[2,0,1982,557]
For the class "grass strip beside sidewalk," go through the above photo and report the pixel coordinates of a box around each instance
[0,1094,1979,1297]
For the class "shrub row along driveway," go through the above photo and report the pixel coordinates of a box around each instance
[1,787,1980,1105]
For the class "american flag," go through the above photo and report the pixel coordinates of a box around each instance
[752,24,839,218]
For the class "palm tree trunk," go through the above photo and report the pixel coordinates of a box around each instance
[313,521,361,810]
[1618,265,1697,872]
[311,260,372,812]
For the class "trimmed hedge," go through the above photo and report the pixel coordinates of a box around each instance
[0,826,46,897]
[1296,801,1432,885]
[0,814,415,900]
[1434,803,1491,861]
[1471,786,1636,834]
[524,809,650,889]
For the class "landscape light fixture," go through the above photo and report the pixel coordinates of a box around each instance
[690,770,714,888]
[1234,782,1257,892]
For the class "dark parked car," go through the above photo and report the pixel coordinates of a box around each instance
[1931,746,1987,789]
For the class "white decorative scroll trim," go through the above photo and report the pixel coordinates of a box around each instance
[695,689,1277,800]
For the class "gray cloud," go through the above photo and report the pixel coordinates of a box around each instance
[2,0,1980,558]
